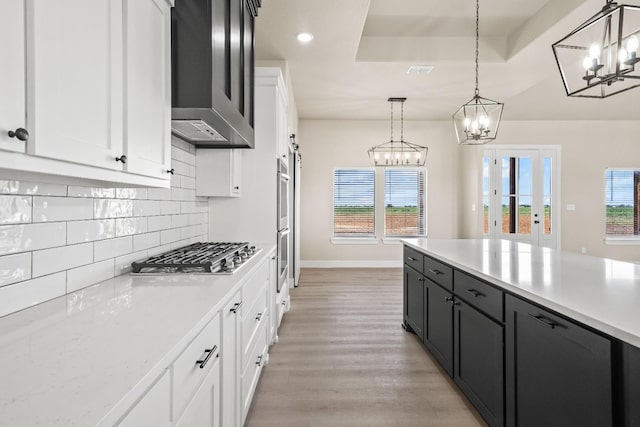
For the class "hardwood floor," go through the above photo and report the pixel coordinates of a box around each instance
[245,268,487,427]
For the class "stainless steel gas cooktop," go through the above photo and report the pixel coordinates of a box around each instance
[131,242,261,275]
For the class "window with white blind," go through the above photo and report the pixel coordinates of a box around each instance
[333,169,375,236]
[333,168,427,240]
[605,169,640,239]
[384,169,426,237]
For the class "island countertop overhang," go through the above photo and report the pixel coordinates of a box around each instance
[402,238,640,348]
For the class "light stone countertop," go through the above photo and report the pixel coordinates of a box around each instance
[0,244,276,427]
[402,238,640,349]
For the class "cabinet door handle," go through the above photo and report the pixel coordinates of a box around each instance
[466,288,484,298]
[256,354,263,367]
[234,186,240,190]
[428,269,443,276]
[166,168,175,175]
[417,277,425,282]
[445,296,454,302]
[528,313,558,329]
[230,301,243,313]
[8,128,29,142]
[255,312,263,321]
[115,155,127,164]
[195,344,218,369]
[407,256,416,261]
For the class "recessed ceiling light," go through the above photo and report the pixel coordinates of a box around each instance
[407,65,434,75]
[296,32,314,43]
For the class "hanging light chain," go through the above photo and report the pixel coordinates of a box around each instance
[475,0,480,96]
[390,101,394,142]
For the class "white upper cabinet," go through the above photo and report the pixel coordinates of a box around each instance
[123,0,172,179]
[27,0,124,170]
[0,0,173,187]
[0,0,27,153]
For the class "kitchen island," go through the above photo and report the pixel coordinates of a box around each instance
[0,243,276,427]
[402,238,640,427]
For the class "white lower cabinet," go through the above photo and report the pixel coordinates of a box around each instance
[221,291,242,427]
[117,371,170,427]
[174,355,221,427]
[172,313,221,423]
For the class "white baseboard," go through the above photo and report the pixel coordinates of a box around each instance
[300,260,403,268]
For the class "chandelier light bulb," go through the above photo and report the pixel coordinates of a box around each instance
[583,56,593,70]
[590,43,601,60]
[627,35,639,53]
[619,47,629,63]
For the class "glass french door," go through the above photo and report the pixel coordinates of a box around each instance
[484,148,558,248]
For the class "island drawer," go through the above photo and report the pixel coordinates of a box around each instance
[403,246,424,273]
[454,270,502,321]
[424,255,453,291]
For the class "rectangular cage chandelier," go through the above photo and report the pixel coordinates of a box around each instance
[552,0,640,98]
[368,98,427,167]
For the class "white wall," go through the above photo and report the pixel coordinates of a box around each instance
[459,120,640,262]
[0,136,209,318]
[298,119,460,266]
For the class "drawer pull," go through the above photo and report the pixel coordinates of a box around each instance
[195,344,218,369]
[466,288,484,298]
[255,312,263,321]
[428,269,444,276]
[230,301,243,314]
[445,296,454,304]
[256,354,263,367]
[417,277,425,282]
[528,313,558,329]
[407,256,416,261]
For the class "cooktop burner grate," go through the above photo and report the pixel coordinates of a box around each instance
[131,242,258,274]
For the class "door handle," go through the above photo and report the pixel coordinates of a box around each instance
[466,289,484,298]
[528,313,558,329]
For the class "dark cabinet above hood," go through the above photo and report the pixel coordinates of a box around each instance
[171,0,260,148]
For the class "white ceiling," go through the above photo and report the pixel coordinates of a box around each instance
[255,0,640,121]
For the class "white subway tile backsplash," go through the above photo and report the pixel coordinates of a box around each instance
[0,223,66,255]
[114,250,148,275]
[67,259,115,293]
[171,214,189,228]
[0,252,32,287]
[147,243,171,257]
[0,195,32,224]
[116,188,148,200]
[32,243,93,278]
[0,148,209,317]
[94,199,133,219]
[160,201,181,215]
[181,201,197,214]
[147,188,173,201]
[67,219,116,244]
[148,215,172,232]
[94,237,133,262]
[116,217,148,237]
[133,232,161,252]
[133,200,161,217]
[68,186,116,198]
[160,228,181,245]
[181,176,196,190]
[0,272,66,317]
[0,181,67,196]
[33,197,92,222]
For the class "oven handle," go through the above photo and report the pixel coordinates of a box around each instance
[278,228,290,237]
[279,172,290,181]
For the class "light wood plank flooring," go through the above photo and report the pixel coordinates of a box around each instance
[245,268,487,427]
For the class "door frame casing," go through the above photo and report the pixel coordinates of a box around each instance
[483,145,561,249]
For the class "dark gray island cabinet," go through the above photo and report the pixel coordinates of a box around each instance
[402,242,640,427]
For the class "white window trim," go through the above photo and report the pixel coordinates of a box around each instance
[332,167,376,240]
[604,237,640,245]
[332,167,427,244]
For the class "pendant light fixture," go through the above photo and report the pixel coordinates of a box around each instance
[552,0,640,98]
[452,0,504,145]
[368,98,427,167]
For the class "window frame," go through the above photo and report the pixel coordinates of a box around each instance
[331,166,427,244]
[383,168,427,239]
[604,167,640,245]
